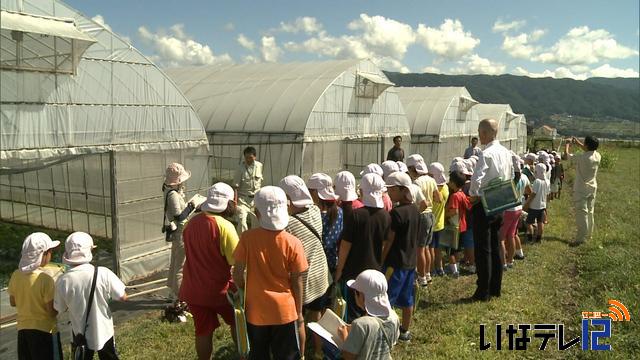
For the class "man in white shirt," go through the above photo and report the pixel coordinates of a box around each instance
[233,146,264,235]
[468,119,513,302]
[54,232,127,359]
[564,136,601,246]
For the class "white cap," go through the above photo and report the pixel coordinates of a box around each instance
[360,173,386,208]
[347,269,392,317]
[255,186,290,231]
[385,172,412,188]
[63,232,96,266]
[308,173,338,201]
[538,152,550,164]
[512,154,522,173]
[360,163,384,177]
[450,161,472,176]
[334,171,358,202]
[201,183,234,213]
[380,161,400,179]
[19,233,60,272]
[396,161,408,173]
[463,160,474,176]
[279,175,314,207]
[428,162,447,185]
[525,153,537,162]
[406,154,428,175]
[535,163,547,180]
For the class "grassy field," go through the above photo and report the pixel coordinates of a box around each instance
[106,144,639,359]
[3,145,637,359]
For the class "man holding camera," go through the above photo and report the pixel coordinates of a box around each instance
[563,136,601,246]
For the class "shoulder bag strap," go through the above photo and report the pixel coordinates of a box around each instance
[374,317,393,349]
[292,213,321,242]
[82,266,99,336]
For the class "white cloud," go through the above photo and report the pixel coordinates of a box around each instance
[416,19,480,59]
[590,64,639,78]
[492,19,526,33]
[278,16,323,34]
[513,66,588,80]
[450,54,506,75]
[138,24,232,67]
[347,14,416,58]
[535,26,639,65]
[502,30,546,59]
[223,22,235,32]
[237,34,256,51]
[260,36,282,62]
[242,55,260,64]
[284,13,416,70]
[91,14,111,31]
[421,66,441,74]
[372,57,410,73]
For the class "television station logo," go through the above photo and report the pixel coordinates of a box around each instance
[479,299,631,351]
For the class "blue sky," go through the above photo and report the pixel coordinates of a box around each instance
[69,0,639,79]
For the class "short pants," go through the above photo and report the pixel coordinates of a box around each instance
[501,209,522,239]
[384,267,415,308]
[430,230,441,249]
[418,212,434,247]
[526,208,545,225]
[189,303,235,336]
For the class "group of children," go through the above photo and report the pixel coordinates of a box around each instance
[9,146,564,360]
[8,232,127,360]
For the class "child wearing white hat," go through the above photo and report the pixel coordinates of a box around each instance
[8,233,62,360]
[54,232,127,359]
[427,162,449,277]
[523,164,550,243]
[232,186,309,360]
[280,175,331,353]
[337,269,400,359]
[335,173,391,322]
[180,183,239,359]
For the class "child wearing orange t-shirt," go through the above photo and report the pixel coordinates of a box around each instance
[233,186,308,360]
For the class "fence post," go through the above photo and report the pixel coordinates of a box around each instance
[109,150,121,276]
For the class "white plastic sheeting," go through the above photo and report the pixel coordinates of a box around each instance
[397,86,480,165]
[475,103,525,153]
[168,59,410,185]
[1,0,209,283]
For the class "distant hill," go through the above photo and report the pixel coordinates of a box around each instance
[384,72,640,123]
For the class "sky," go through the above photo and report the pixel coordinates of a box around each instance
[68,0,640,79]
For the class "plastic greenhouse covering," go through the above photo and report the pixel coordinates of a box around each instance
[397,86,482,165]
[1,0,209,283]
[167,59,411,185]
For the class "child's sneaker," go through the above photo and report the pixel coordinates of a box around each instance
[451,271,460,278]
[417,276,428,287]
[399,329,412,342]
[425,273,433,284]
[435,268,445,277]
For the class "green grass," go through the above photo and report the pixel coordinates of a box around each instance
[7,145,640,359]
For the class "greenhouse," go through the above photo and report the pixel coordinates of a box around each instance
[166,59,411,185]
[396,86,480,165]
[0,0,209,283]
[475,103,527,154]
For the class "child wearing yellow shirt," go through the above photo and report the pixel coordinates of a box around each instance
[8,232,62,360]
